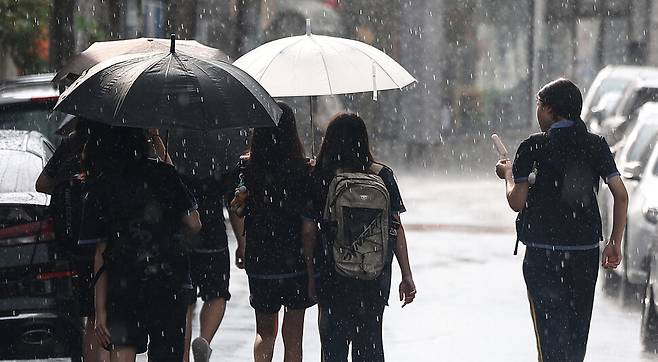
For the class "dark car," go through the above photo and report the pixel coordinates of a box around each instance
[0,130,83,360]
[0,73,67,145]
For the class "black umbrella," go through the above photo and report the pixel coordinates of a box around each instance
[53,37,229,85]
[54,36,281,131]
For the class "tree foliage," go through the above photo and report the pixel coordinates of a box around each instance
[0,0,49,74]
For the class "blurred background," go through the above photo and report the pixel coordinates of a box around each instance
[4,2,658,361]
[2,0,657,171]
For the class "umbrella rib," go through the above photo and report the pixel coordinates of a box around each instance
[308,35,334,94]
[341,40,406,89]
[258,36,309,82]
[113,55,164,120]
[189,61,221,128]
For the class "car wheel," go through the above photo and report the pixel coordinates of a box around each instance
[619,267,643,307]
[619,230,643,306]
[641,280,658,351]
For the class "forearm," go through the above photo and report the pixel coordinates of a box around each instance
[504,170,527,212]
[394,225,413,278]
[35,173,55,194]
[228,212,245,250]
[610,194,628,245]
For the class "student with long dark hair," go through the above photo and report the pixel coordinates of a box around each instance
[231,102,315,362]
[496,78,628,361]
[35,118,108,362]
[78,126,200,362]
[301,113,416,362]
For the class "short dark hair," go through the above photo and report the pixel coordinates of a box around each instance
[537,78,583,121]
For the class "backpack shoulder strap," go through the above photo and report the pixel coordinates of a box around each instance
[369,162,384,175]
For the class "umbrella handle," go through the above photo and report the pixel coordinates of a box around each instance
[310,96,315,156]
[170,34,176,53]
[372,61,378,101]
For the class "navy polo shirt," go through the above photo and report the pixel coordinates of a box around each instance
[512,120,620,250]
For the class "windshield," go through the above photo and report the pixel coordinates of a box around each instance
[624,122,658,170]
[0,105,64,145]
[620,87,658,118]
[589,78,628,111]
[0,150,43,193]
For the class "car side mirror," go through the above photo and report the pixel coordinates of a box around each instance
[622,161,643,181]
[591,105,610,121]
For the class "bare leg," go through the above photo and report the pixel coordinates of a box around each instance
[199,297,226,342]
[281,308,305,362]
[110,346,136,362]
[83,316,110,362]
[184,304,195,362]
[254,312,278,362]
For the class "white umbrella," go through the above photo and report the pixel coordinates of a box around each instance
[234,21,415,98]
[233,20,416,153]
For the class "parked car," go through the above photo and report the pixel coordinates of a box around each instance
[0,73,65,145]
[599,103,658,300]
[0,130,83,360]
[597,78,658,145]
[642,232,658,351]
[583,65,658,131]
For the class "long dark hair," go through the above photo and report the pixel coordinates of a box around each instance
[248,101,305,174]
[537,78,587,131]
[314,112,375,182]
[245,101,306,205]
[82,125,149,178]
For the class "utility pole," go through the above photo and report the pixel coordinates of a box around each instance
[49,0,75,70]
[233,0,262,57]
[531,0,547,126]
[650,0,658,65]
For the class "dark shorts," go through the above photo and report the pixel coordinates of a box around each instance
[72,248,96,317]
[248,273,316,314]
[107,285,189,361]
[189,250,231,303]
[73,261,95,317]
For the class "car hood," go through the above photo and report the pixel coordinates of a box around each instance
[0,192,49,206]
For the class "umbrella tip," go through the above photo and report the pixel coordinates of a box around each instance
[306,19,311,35]
[170,33,176,53]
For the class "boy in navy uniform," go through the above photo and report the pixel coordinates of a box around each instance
[496,78,628,362]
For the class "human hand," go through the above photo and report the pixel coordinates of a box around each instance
[495,159,512,179]
[94,308,111,348]
[399,275,416,308]
[602,241,622,269]
[235,246,245,269]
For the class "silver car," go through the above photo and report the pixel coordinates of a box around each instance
[600,103,658,299]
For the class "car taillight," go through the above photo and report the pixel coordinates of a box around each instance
[0,218,55,246]
[30,95,59,103]
[35,270,76,280]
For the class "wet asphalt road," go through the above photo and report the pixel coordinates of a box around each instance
[16,175,658,361]
[196,175,657,361]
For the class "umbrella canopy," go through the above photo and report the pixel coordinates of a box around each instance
[233,22,416,97]
[53,37,229,84]
[54,47,281,131]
